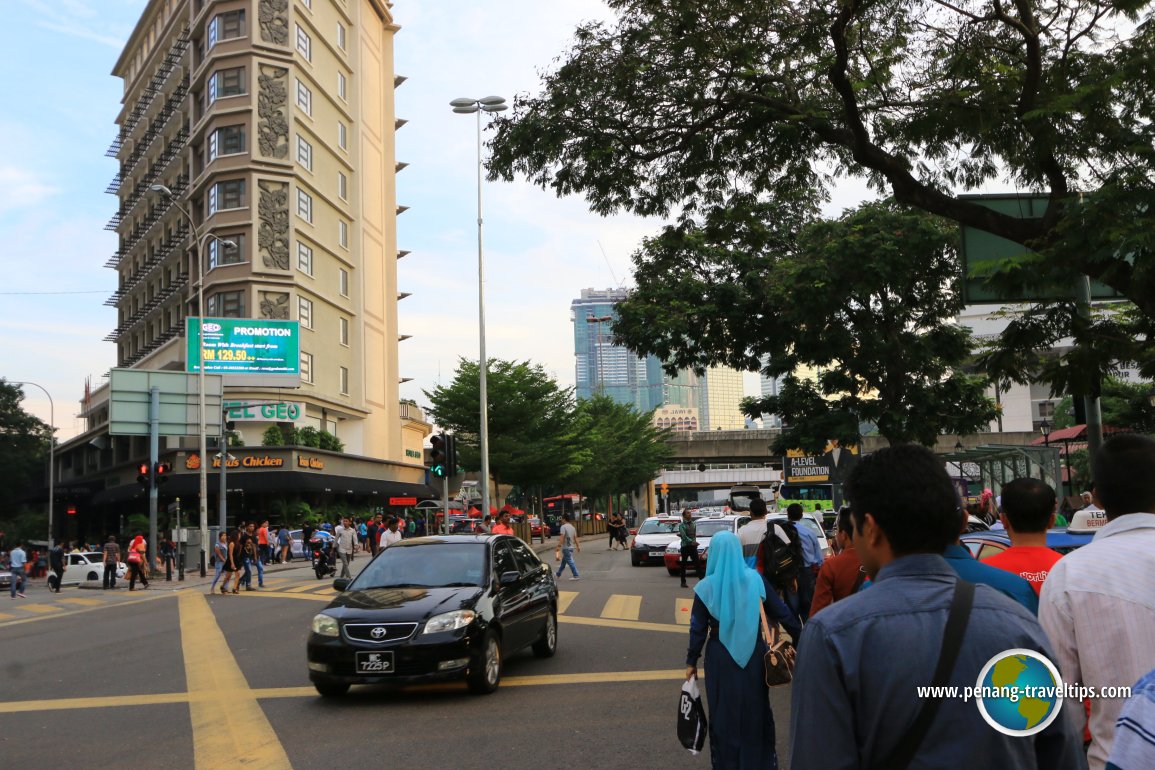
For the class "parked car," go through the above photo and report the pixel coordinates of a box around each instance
[306,534,557,696]
[291,529,334,559]
[0,565,12,590]
[528,517,545,538]
[62,552,127,585]
[630,516,682,567]
[662,514,752,576]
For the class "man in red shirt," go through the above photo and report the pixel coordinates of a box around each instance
[491,511,514,536]
[257,520,271,564]
[983,477,1063,595]
[810,508,864,617]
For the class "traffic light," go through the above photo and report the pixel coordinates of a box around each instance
[443,434,457,476]
[136,462,152,491]
[154,461,172,486]
[429,434,447,478]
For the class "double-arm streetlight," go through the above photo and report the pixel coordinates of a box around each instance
[150,184,236,576]
[12,381,54,548]
[449,95,507,517]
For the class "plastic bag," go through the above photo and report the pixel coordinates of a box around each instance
[677,675,708,754]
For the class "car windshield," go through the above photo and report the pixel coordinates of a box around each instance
[694,520,733,538]
[771,517,824,539]
[351,543,486,589]
[637,520,679,535]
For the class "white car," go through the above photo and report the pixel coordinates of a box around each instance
[291,529,334,559]
[63,552,127,585]
[663,514,752,576]
[630,516,683,566]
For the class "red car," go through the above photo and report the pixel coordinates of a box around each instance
[662,515,751,576]
[528,517,544,537]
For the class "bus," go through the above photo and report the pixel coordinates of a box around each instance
[542,494,589,533]
[728,484,767,513]
[777,482,834,513]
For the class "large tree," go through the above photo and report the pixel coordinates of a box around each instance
[424,359,588,493]
[564,395,674,503]
[490,0,1155,383]
[613,199,998,448]
[0,380,54,543]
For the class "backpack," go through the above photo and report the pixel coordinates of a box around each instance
[760,520,803,590]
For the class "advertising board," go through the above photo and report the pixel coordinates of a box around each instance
[187,318,300,383]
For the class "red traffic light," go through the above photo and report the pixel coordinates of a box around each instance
[139,463,150,476]
[66,505,77,516]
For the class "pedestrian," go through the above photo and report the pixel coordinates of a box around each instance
[302,521,315,553]
[790,444,1083,769]
[245,522,264,588]
[335,516,356,578]
[257,520,271,564]
[555,513,580,580]
[126,534,150,590]
[1040,434,1155,770]
[8,541,28,598]
[1108,667,1155,769]
[1077,487,1103,514]
[49,540,66,593]
[685,531,781,769]
[380,517,402,549]
[102,535,120,590]
[224,529,241,594]
[677,508,701,588]
[982,477,1063,594]
[809,507,864,616]
[607,510,625,550]
[209,531,230,595]
[236,522,254,590]
[277,525,292,563]
[786,504,823,623]
[479,515,493,534]
[366,517,379,556]
[491,511,514,536]
[942,506,1038,613]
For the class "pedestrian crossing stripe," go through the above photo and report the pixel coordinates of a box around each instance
[16,604,63,614]
[0,612,15,620]
[282,583,327,593]
[556,591,577,614]
[674,598,693,625]
[57,598,105,607]
[600,594,642,621]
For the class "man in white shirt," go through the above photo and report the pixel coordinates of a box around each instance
[1040,434,1155,770]
[334,517,356,578]
[379,517,402,549]
[737,496,790,568]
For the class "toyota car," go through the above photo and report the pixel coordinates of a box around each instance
[307,534,558,696]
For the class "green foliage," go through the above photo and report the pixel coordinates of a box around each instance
[0,380,53,515]
[297,426,321,448]
[1051,377,1155,434]
[227,431,244,448]
[261,426,284,447]
[318,431,344,452]
[565,395,674,497]
[490,0,1155,391]
[615,200,998,448]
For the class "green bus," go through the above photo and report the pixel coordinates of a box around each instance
[777,482,835,513]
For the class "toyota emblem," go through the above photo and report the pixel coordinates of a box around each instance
[370,626,387,640]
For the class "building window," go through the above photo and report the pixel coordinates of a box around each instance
[207,234,245,269]
[295,24,311,60]
[339,366,349,395]
[298,296,313,329]
[297,241,313,275]
[296,79,312,115]
[207,10,245,48]
[339,317,349,346]
[337,121,347,150]
[296,189,312,222]
[301,0,311,8]
[336,22,346,50]
[338,220,348,248]
[337,171,347,200]
[296,135,312,171]
[207,124,245,161]
[337,71,347,100]
[207,179,245,214]
[300,351,313,383]
[338,268,349,297]
[208,67,245,103]
[207,290,245,317]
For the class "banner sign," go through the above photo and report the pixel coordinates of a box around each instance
[389,497,418,506]
[223,401,306,422]
[187,318,300,377]
[782,442,860,484]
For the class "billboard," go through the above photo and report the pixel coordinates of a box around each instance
[782,441,860,484]
[187,318,300,382]
[652,405,699,432]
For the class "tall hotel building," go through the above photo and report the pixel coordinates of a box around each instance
[51,0,432,541]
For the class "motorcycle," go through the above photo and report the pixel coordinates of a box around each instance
[311,538,337,580]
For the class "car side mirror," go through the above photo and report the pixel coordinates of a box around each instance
[332,578,350,592]
[499,571,521,586]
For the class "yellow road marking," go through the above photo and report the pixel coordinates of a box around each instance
[675,598,693,625]
[179,591,292,770]
[559,614,687,634]
[600,594,642,621]
[0,592,171,629]
[556,591,577,614]
[17,604,62,614]
[58,598,105,607]
[0,612,15,620]
[282,582,325,593]
[234,591,330,602]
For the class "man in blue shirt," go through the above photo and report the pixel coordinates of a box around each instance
[787,504,823,623]
[943,512,1038,613]
[8,542,27,598]
[790,444,1084,770]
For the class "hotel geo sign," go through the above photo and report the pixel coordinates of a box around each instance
[222,401,307,423]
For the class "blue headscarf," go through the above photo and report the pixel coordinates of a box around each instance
[693,531,766,668]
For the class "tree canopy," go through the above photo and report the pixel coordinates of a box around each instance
[1051,376,1155,433]
[0,380,53,541]
[490,0,1155,384]
[565,394,674,498]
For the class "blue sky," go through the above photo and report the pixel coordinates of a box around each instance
[1,0,871,439]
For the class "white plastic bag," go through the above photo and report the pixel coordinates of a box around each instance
[677,675,708,755]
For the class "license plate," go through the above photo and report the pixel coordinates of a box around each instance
[650,551,665,557]
[355,650,394,674]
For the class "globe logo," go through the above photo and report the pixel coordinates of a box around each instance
[975,649,1064,736]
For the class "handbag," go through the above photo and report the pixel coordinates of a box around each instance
[759,603,796,687]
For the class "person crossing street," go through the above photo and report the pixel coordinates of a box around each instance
[555,513,581,580]
[678,509,701,588]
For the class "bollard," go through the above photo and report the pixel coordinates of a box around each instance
[178,553,185,581]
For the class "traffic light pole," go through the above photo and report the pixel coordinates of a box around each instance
[148,385,160,576]
[443,476,450,536]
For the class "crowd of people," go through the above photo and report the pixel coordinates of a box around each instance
[685,435,1155,770]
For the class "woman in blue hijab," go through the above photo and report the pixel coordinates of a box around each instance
[685,530,795,769]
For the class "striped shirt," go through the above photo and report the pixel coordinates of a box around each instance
[1108,667,1155,770]
[1039,513,1155,770]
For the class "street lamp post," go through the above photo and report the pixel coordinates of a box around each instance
[585,315,612,394]
[1040,417,1052,447]
[150,184,236,576]
[449,95,507,518]
[12,381,54,548]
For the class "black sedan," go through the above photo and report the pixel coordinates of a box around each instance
[307,534,558,696]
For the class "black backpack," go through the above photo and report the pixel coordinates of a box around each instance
[760,520,803,590]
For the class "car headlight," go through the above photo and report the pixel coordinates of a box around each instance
[422,609,476,635]
[311,614,339,637]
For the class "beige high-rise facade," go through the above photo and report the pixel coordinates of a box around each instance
[105,0,411,462]
[698,366,746,431]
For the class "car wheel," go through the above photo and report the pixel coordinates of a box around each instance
[532,612,558,658]
[630,553,641,566]
[467,631,502,694]
[314,682,349,698]
[87,571,99,582]
[667,568,679,577]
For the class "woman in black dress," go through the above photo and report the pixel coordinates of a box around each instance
[685,531,800,769]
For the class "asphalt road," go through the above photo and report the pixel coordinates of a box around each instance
[0,542,793,769]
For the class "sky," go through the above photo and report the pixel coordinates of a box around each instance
[0,0,873,440]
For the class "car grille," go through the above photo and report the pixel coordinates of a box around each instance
[343,622,418,644]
